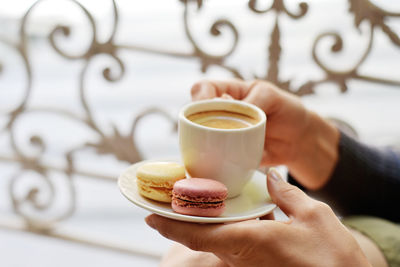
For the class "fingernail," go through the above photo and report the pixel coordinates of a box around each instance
[221,93,233,100]
[268,168,282,182]
[145,216,155,229]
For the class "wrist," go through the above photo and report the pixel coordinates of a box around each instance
[289,111,340,190]
[333,245,372,267]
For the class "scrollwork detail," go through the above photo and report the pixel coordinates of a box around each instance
[182,0,242,78]
[249,0,308,91]
[0,38,32,123]
[300,0,400,95]
[249,0,308,19]
[102,53,125,82]
[9,169,76,231]
[1,0,128,229]
[46,0,96,60]
[349,0,400,47]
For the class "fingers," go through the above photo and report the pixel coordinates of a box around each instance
[191,80,251,101]
[146,214,234,253]
[266,168,314,219]
[190,80,283,119]
[191,81,218,100]
[242,81,280,115]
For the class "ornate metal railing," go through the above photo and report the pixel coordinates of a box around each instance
[0,0,399,260]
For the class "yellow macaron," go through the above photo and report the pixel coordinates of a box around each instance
[136,161,186,203]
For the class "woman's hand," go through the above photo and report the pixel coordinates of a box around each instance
[191,80,340,189]
[147,169,371,267]
[160,243,228,267]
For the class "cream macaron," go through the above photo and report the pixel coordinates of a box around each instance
[136,162,186,203]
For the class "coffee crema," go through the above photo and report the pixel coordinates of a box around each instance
[186,110,258,129]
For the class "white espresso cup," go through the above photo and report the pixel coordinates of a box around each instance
[178,99,266,198]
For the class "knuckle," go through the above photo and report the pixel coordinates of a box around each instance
[190,81,204,94]
[253,79,277,92]
[191,80,215,100]
[253,79,271,88]
[314,201,335,217]
[226,221,257,240]
[300,206,317,221]
[236,221,275,241]
[251,79,263,87]
[316,201,331,212]
[301,201,330,220]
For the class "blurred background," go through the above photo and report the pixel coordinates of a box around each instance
[0,0,399,266]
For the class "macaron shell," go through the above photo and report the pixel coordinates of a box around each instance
[172,199,225,217]
[137,178,172,203]
[173,178,228,199]
[136,162,186,183]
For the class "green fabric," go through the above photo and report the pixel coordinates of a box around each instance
[342,216,400,267]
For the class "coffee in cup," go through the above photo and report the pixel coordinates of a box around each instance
[179,99,266,198]
[186,110,259,129]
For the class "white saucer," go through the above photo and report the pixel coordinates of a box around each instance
[118,160,276,223]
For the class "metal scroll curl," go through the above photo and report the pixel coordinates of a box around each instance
[181,0,242,77]
[297,0,400,95]
[9,169,76,232]
[248,0,309,90]
[247,0,400,95]
[248,0,308,19]
[2,0,141,230]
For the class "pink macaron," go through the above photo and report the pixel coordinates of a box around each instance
[171,178,228,217]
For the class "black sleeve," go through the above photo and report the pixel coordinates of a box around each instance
[290,132,400,222]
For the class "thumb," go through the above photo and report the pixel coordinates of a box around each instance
[267,168,312,218]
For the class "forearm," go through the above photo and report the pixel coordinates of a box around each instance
[289,111,340,190]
